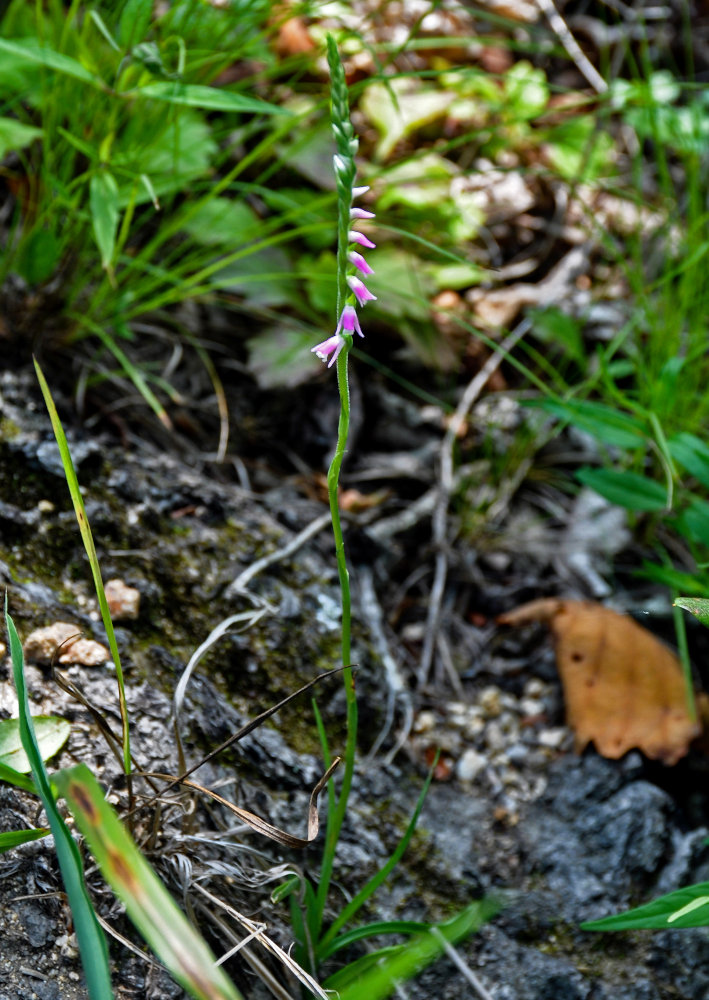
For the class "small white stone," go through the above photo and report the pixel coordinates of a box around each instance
[456,748,487,783]
[105,578,141,621]
[413,711,437,734]
[520,697,545,716]
[478,686,502,718]
[538,727,569,749]
[524,678,545,698]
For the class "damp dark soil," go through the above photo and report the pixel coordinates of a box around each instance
[2,362,709,1000]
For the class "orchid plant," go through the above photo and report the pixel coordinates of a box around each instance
[306,34,377,951]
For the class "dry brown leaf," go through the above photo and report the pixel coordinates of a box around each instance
[498,598,700,765]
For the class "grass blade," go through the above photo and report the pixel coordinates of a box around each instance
[324,899,498,999]
[54,763,245,1000]
[33,359,131,775]
[5,603,113,1000]
[0,827,50,852]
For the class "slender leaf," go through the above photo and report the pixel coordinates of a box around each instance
[34,360,131,775]
[135,81,288,115]
[532,398,647,449]
[0,716,71,773]
[576,468,668,511]
[0,38,103,87]
[0,761,35,792]
[118,0,153,48]
[5,604,113,1000]
[54,764,245,1000]
[675,597,709,629]
[669,432,709,490]
[325,900,498,999]
[90,171,120,271]
[0,827,50,852]
[582,882,709,931]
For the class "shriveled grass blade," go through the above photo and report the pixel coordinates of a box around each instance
[5,604,113,1000]
[0,827,49,852]
[33,359,131,776]
[53,763,245,1000]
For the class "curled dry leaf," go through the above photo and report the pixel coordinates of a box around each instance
[498,598,700,766]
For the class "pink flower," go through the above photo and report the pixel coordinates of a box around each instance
[347,275,377,306]
[336,303,363,338]
[311,334,346,368]
[348,251,374,276]
[350,207,375,220]
[352,185,370,198]
[349,230,376,249]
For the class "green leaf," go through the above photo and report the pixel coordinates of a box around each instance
[34,360,131,774]
[529,307,585,365]
[90,171,120,271]
[325,900,498,999]
[118,0,153,48]
[135,81,287,115]
[576,468,668,511]
[0,116,42,158]
[582,882,709,931]
[0,827,50,852]
[679,499,709,547]
[534,399,647,449]
[669,433,709,489]
[675,597,709,629]
[54,764,245,1000]
[638,561,709,595]
[0,761,35,792]
[16,228,61,285]
[180,198,260,247]
[0,38,103,88]
[0,716,71,774]
[5,604,113,1000]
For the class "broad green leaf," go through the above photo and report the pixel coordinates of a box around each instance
[54,764,245,1000]
[0,38,103,87]
[679,499,709,547]
[668,432,709,490]
[0,117,42,158]
[534,399,646,449]
[247,327,319,389]
[361,80,452,160]
[582,882,709,931]
[675,597,709,629]
[544,116,614,182]
[90,171,120,271]
[119,0,153,48]
[135,81,287,115]
[0,716,70,774]
[16,228,61,285]
[0,827,49,852]
[576,468,668,511]
[180,198,260,247]
[5,605,113,1000]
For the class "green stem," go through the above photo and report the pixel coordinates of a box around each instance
[313,343,358,934]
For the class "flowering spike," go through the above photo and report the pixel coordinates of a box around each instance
[349,230,376,249]
[347,275,377,306]
[349,251,374,276]
[311,335,346,368]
